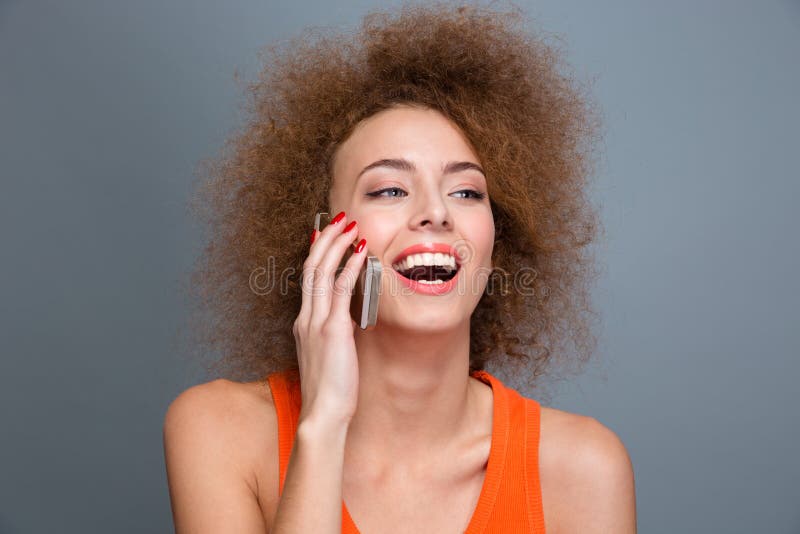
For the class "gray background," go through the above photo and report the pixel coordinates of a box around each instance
[1,0,798,532]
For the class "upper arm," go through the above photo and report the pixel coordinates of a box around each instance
[163,380,270,534]
[540,411,637,533]
[570,418,637,532]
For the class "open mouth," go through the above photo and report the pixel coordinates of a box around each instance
[391,253,461,284]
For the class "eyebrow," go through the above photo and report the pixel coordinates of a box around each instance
[356,158,486,180]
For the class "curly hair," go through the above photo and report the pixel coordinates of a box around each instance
[183,1,605,393]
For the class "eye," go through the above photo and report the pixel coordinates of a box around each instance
[365,188,486,200]
[452,189,486,200]
[366,187,407,198]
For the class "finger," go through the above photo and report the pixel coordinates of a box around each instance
[331,238,368,320]
[298,231,318,327]
[310,218,359,327]
[309,211,347,254]
[300,212,347,325]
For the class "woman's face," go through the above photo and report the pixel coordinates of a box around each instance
[329,105,495,332]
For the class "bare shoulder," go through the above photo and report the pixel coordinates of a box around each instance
[165,378,274,427]
[538,406,637,534]
[163,378,280,533]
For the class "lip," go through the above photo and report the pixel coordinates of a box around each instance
[390,242,463,266]
[388,242,464,296]
[391,264,462,296]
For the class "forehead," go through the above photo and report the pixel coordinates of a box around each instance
[331,105,480,179]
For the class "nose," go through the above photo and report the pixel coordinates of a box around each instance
[410,184,452,231]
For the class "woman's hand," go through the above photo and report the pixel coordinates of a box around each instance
[293,211,367,427]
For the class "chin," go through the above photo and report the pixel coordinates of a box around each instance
[378,304,465,333]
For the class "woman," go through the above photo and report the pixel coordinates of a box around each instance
[164,3,636,533]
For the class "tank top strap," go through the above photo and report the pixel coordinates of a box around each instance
[522,394,546,532]
[267,369,356,532]
[473,371,547,533]
[266,368,301,495]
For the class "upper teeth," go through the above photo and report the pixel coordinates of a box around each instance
[392,252,458,272]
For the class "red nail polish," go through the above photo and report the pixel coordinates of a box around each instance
[355,239,366,253]
[310,229,317,245]
[331,211,346,225]
[343,221,357,233]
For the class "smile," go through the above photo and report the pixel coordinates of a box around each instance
[391,252,459,284]
[389,243,464,295]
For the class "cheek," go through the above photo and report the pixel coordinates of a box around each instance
[467,219,495,260]
[354,213,396,249]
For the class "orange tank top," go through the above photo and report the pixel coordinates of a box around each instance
[266,369,546,533]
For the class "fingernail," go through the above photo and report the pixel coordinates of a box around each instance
[310,229,317,245]
[343,221,357,233]
[331,211,346,225]
[355,239,366,253]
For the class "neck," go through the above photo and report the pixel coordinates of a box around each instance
[346,320,478,470]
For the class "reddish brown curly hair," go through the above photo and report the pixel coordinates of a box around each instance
[183,2,605,392]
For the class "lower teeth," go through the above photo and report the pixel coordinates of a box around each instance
[418,279,444,285]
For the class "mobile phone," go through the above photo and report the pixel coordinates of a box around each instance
[313,212,381,330]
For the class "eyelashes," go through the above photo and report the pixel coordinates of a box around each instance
[454,190,487,200]
[366,187,486,200]
[368,187,406,198]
